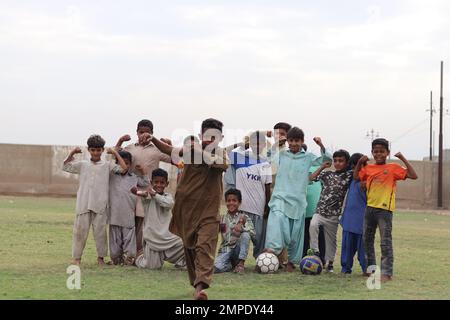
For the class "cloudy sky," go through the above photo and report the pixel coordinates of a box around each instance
[0,0,449,159]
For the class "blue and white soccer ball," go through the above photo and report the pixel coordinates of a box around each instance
[300,255,323,275]
[256,252,279,274]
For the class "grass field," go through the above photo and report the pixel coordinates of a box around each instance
[0,195,449,300]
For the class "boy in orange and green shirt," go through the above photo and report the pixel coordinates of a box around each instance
[354,138,417,282]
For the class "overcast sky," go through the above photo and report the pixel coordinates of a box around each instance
[0,0,449,159]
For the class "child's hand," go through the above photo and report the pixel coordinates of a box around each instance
[120,134,131,143]
[139,133,153,145]
[322,161,332,169]
[313,137,323,146]
[148,187,157,197]
[233,224,243,233]
[130,187,138,195]
[394,152,405,160]
[359,155,369,165]
[72,147,82,154]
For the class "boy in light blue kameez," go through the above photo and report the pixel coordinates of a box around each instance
[264,127,332,272]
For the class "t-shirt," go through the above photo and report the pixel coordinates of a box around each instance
[305,166,322,219]
[314,170,353,217]
[359,163,407,212]
[231,150,272,217]
[340,180,367,234]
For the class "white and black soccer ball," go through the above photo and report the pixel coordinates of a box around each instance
[256,252,279,274]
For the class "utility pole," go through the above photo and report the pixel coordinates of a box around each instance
[366,129,380,142]
[438,61,444,208]
[426,91,435,161]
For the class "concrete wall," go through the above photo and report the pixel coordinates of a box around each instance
[0,143,449,209]
[0,143,177,197]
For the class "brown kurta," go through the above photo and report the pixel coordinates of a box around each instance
[169,147,227,288]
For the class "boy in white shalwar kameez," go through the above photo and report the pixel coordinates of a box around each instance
[133,168,186,269]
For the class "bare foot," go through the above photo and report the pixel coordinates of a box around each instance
[97,257,106,267]
[193,283,209,300]
[286,262,296,273]
[194,290,208,300]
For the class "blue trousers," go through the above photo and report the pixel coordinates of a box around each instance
[214,232,251,273]
[341,231,367,274]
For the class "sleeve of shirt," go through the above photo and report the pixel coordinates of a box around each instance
[154,193,175,209]
[313,171,327,183]
[270,150,281,176]
[159,151,172,164]
[109,162,123,174]
[261,162,273,184]
[359,166,368,182]
[311,148,333,166]
[393,164,408,181]
[62,160,83,174]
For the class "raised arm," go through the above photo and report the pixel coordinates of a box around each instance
[115,134,131,151]
[309,161,332,181]
[353,155,369,180]
[63,147,82,165]
[150,135,175,156]
[394,152,418,180]
[107,148,127,173]
[311,137,332,166]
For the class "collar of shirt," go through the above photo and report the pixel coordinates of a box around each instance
[134,142,155,149]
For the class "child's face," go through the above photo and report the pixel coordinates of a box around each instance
[287,138,303,154]
[333,156,348,171]
[151,176,168,194]
[137,126,152,146]
[88,147,104,162]
[226,195,240,213]
[200,128,223,149]
[274,129,288,145]
[372,145,389,164]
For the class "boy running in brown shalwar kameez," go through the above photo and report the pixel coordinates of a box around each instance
[149,118,228,300]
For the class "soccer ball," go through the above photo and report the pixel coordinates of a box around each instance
[300,255,323,275]
[256,252,279,274]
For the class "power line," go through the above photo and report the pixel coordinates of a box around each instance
[391,118,428,143]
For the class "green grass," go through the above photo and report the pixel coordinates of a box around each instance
[1,196,450,300]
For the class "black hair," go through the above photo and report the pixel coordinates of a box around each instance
[287,127,304,140]
[333,149,350,162]
[274,122,292,133]
[87,134,105,149]
[201,118,223,133]
[152,168,168,181]
[302,144,308,151]
[349,153,364,167]
[225,188,242,202]
[372,138,390,151]
[137,119,154,132]
[118,150,132,163]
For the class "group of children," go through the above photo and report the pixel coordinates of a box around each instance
[63,118,417,300]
